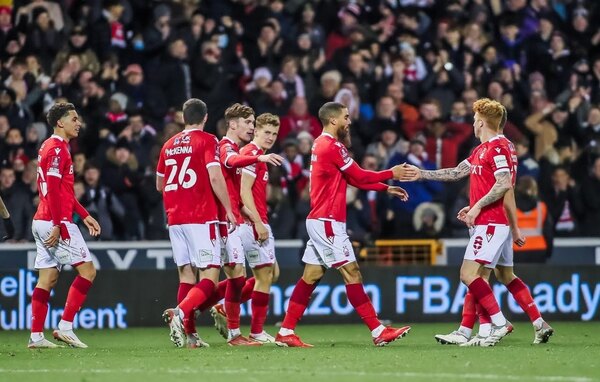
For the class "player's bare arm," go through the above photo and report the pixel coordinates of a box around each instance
[403,160,470,182]
[240,171,268,242]
[343,174,409,202]
[156,175,164,192]
[461,171,512,226]
[503,188,525,246]
[208,165,237,230]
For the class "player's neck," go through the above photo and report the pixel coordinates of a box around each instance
[323,127,338,140]
[479,127,498,143]
[252,140,267,151]
[225,131,241,145]
[184,124,204,131]
[53,129,70,142]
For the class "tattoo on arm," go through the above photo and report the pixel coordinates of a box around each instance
[474,171,512,210]
[421,160,470,181]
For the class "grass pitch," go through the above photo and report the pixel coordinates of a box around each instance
[1,323,599,382]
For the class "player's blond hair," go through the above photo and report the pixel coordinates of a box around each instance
[472,98,504,131]
[256,113,280,129]
[224,103,255,125]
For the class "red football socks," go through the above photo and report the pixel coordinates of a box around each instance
[460,291,477,329]
[241,277,256,302]
[225,276,245,329]
[467,277,501,316]
[31,287,50,333]
[281,279,316,330]
[250,290,270,335]
[177,282,195,333]
[178,278,215,334]
[62,276,93,323]
[507,277,541,322]
[346,283,380,331]
[476,302,492,324]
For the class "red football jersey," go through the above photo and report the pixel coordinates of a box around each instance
[307,133,354,222]
[240,142,269,224]
[498,134,518,186]
[156,128,220,225]
[218,137,244,224]
[34,135,77,222]
[466,136,512,225]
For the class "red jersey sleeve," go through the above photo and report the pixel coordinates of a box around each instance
[205,136,220,168]
[485,145,511,176]
[156,146,166,177]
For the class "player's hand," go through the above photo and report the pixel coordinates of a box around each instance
[394,163,420,181]
[461,205,480,227]
[512,227,526,247]
[84,216,101,237]
[457,206,470,222]
[387,186,409,201]
[258,153,284,166]
[43,225,61,248]
[255,221,269,244]
[226,210,237,233]
[2,217,14,241]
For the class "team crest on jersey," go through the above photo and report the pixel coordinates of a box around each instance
[343,246,350,257]
[181,135,190,144]
[473,235,483,254]
[479,147,487,159]
[485,225,495,242]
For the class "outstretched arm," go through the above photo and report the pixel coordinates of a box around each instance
[420,160,470,181]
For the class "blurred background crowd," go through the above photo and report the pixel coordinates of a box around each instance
[0,0,599,253]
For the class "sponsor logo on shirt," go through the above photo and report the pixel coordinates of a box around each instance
[470,165,482,175]
[493,155,508,168]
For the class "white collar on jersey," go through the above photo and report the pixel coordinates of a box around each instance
[248,141,261,151]
[51,134,65,142]
[489,135,501,142]
[321,132,335,139]
[183,128,202,132]
[222,136,236,145]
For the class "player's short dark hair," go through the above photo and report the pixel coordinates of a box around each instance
[47,102,76,128]
[182,98,207,125]
[318,102,346,126]
[224,103,255,126]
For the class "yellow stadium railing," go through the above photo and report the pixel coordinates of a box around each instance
[356,239,442,265]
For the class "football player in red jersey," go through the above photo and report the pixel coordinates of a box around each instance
[401,99,516,347]
[215,103,283,346]
[28,103,101,349]
[238,113,282,343]
[158,99,236,348]
[275,102,415,347]
[405,106,553,346]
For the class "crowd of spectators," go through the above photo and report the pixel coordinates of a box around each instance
[0,0,600,245]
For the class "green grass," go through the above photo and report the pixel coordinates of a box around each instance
[1,323,599,382]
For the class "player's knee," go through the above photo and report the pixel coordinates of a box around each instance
[460,269,476,285]
[272,266,280,283]
[497,271,516,285]
[80,267,97,282]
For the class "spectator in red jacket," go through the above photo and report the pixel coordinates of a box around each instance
[279,96,321,142]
